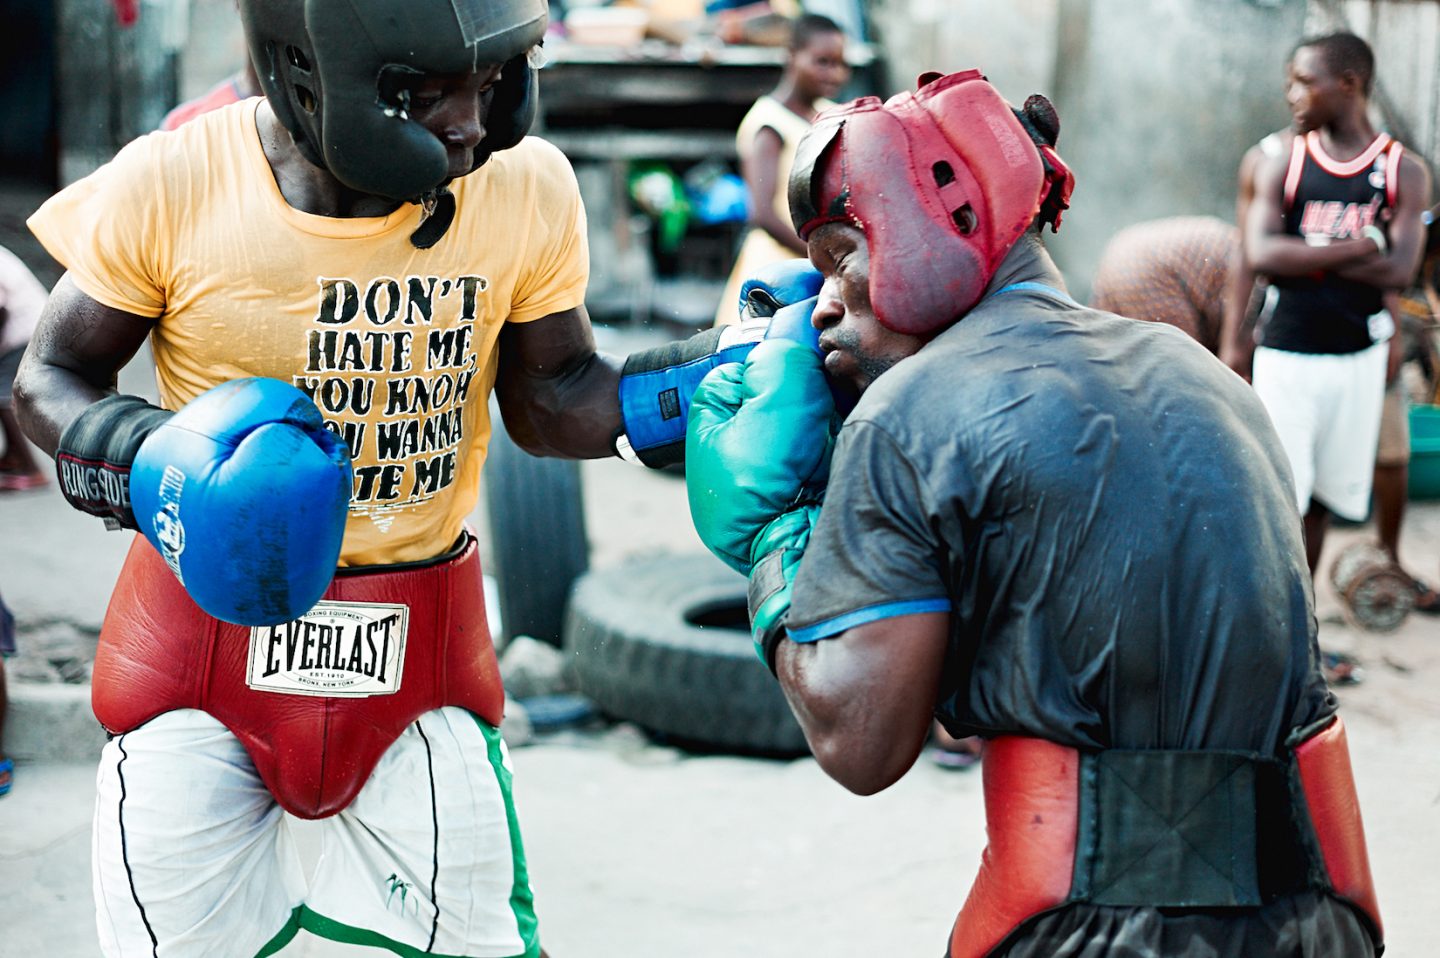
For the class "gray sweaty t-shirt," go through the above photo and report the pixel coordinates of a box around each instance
[787,283,1372,955]
[789,284,1334,753]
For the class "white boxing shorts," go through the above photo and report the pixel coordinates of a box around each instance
[92,708,539,958]
[1252,339,1387,521]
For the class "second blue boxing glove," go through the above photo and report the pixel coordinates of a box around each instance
[617,259,824,468]
[736,258,823,325]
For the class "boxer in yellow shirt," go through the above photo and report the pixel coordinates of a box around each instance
[16,1,808,955]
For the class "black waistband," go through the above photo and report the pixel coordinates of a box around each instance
[1068,747,1321,909]
[334,531,472,577]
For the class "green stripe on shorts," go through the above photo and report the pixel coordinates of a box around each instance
[282,714,541,958]
[299,907,536,958]
[480,716,542,958]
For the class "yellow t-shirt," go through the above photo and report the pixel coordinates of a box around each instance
[28,99,589,566]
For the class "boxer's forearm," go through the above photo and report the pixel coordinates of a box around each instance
[495,346,624,459]
[14,275,154,456]
[494,304,624,460]
[14,354,109,456]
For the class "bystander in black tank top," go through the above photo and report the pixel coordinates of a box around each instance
[1261,130,1402,354]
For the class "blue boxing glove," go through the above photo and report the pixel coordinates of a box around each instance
[687,336,835,669]
[737,259,823,325]
[616,259,822,468]
[761,295,821,352]
[128,378,352,626]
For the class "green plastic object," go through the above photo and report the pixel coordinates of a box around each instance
[1411,403,1440,441]
[1408,404,1440,499]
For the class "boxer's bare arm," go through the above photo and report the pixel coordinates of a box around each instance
[13,274,155,456]
[775,611,949,795]
[493,305,625,459]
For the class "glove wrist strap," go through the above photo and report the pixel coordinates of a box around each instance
[748,546,802,675]
[612,430,643,465]
[55,394,173,530]
[619,326,762,469]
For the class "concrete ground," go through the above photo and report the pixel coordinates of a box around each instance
[3,336,1440,955]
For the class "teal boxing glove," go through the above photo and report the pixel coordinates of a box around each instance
[745,504,821,672]
[761,294,821,352]
[687,336,835,573]
[687,335,835,668]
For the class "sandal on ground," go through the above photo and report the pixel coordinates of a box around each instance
[1322,651,1364,687]
[928,738,983,771]
[928,746,981,771]
[0,757,12,797]
[1411,578,1440,615]
[0,471,47,493]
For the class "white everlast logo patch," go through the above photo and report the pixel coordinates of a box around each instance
[247,600,409,697]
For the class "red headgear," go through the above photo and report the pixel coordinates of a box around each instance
[788,69,1075,336]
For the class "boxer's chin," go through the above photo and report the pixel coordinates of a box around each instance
[445,149,473,181]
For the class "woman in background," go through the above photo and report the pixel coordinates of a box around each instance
[714,13,848,325]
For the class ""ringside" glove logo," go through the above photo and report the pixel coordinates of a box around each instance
[149,465,187,583]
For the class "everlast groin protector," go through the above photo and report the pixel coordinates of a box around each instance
[788,69,1075,336]
[93,534,505,819]
[239,0,547,203]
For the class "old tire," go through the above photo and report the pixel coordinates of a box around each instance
[564,553,810,756]
[484,414,589,648]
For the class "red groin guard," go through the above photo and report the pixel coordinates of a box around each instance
[92,533,505,819]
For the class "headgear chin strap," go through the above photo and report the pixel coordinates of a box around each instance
[240,0,546,209]
[788,70,1076,336]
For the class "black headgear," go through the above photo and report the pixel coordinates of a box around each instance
[240,0,546,208]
